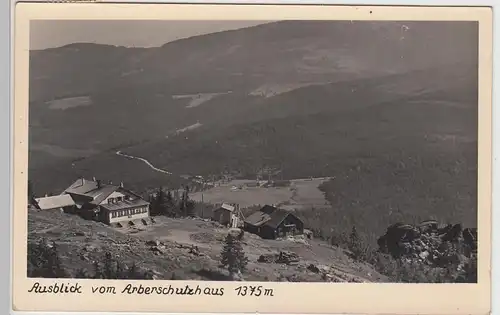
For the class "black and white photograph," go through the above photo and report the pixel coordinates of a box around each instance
[25,16,481,285]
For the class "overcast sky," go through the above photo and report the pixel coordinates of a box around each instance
[30,20,271,50]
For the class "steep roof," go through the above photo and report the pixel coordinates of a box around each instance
[34,195,75,210]
[244,205,302,229]
[216,203,235,212]
[63,178,145,206]
[263,208,296,229]
[64,178,103,195]
[87,185,120,205]
[244,210,272,227]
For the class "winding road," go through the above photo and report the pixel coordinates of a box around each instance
[116,151,173,175]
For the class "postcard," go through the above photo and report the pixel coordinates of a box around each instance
[12,3,492,314]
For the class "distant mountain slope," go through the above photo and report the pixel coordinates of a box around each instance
[30,20,478,102]
[28,20,478,196]
[125,76,477,179]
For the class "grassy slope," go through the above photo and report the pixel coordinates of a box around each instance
[28,209,388,282]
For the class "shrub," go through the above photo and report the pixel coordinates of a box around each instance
[27,239,69,278]
[27,241,154,280]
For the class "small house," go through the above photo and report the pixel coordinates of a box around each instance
[243,205,304,239]
[33,194,76,212]
[212,203,241,227]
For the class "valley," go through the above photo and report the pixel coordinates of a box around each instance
[28,20,479,255]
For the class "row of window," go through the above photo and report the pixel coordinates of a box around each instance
[111,207,148,218]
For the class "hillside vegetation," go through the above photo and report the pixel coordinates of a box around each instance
[28,21,479,282]
[28,209,389,282]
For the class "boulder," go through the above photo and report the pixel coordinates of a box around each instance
[463,228,477,248]
[258,253,276,263]
[418,220,439,234]
[257,251,300,265]
[189,245,201,256]
[146,240,161,247]
[437,224,453,235]
[277,251,300,264]
[441,224,462,242]
[307,264,320,273]
[377,220,477,267]
[151,246,164,254]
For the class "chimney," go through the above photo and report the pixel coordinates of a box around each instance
[96,180,102,189]
[45,194,48,197]
[120,182,124,188]
[81,178,85,186]
[92,176,96,182]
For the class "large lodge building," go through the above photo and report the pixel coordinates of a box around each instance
[33,177,150,225]
[63,178,150,224]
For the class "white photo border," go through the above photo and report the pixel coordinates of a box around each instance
[7,1,497,315]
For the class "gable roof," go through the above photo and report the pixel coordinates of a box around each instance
[244,205,302,229]
[63,178,146,206]
[35,195,76,210]
[263,208,297,229]
[64,178,103,195]
[260,204,277,214]
[216,203,235,212]
[244,210,272,227]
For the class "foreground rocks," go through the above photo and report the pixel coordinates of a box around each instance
[28,210,387,282]
[377,220,477,268]
[258,251,300,265]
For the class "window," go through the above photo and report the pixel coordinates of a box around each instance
[108,198,114,204]
[116,197,123,202]
[112,212,116,218]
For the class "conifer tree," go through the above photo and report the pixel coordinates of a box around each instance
[27,240,69,278]
[166,190,173,203]
[116,260,125,279]
[180,185,196,217]
[27,180,35,205]
[348,226,364,260]
[127,262,140,279]
[102,252,116,279]
[220,233,248,279]
[150,187,163,216]
[93,261,103,279]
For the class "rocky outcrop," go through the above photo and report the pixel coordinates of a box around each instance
[377,220,477,267]
[258,251,300,265]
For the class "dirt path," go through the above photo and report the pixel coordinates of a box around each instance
[116,151,172,175]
